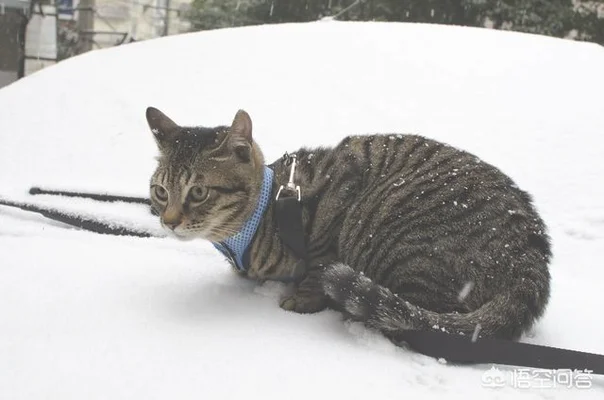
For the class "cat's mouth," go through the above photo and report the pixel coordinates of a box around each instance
[167,225,224,242]
[160,219,234,242]
[169,229,198,241]
[159,221,203,241]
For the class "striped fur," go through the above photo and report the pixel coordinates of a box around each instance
[146,108,551,342]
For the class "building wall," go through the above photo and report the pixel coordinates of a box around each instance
[0,70,18,88]
[24,5,58,76]
[92,0,192,49]
[0,10,25,88]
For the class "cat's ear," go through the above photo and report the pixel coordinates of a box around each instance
[146,107,180,149]
[227,109,253,162]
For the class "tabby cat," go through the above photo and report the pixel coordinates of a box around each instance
[146,107,551,342]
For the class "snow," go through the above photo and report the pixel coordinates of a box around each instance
[1,21,604,399]
[458,281,474,302]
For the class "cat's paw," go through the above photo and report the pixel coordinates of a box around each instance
[280,293,327,314]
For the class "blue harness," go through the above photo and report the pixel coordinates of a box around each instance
[212,166,274,272]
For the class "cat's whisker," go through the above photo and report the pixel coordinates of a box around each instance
[180,222,241,238]
[186,222,242,233]
[207,227,240,237]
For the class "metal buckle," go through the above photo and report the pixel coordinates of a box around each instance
[276,153,301,201]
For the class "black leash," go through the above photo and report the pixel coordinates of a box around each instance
[396,330,604,374]
[271,152,604,375]
[274,153,310,279]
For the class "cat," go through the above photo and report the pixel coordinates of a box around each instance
[145,106,551,342]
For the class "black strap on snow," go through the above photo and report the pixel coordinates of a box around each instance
[395,330,604,374]
[0,198,157,238]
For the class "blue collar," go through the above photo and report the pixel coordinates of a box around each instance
[212,166,273,272]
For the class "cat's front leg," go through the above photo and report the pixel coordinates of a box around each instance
[280,266,328,314]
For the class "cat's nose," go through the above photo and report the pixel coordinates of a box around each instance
[164,220,181,230]
[162,208,183,230]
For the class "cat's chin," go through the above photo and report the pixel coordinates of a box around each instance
[168,230,201,242]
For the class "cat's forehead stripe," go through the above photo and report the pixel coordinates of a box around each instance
[158,170,166,184]
[179,171,190,188]
[188,171,198,185]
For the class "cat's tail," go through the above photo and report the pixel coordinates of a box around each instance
[321,263,544,341]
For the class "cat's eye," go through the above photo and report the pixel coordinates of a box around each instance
[188,186,209,203]
[153,185,168,202]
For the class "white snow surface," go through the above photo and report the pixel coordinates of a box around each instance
[1,21,604,399]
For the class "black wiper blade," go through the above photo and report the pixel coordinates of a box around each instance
[0,198,162,238]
